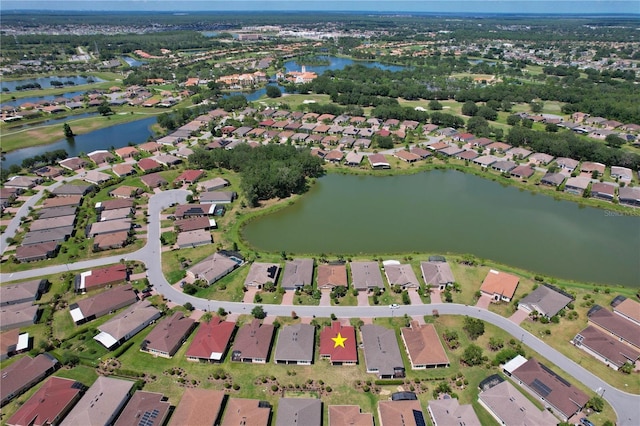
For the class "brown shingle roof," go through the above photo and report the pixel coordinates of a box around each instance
[221,398,271,426]
[6,377,82,426]
[401,322,449,368]
[231,319,274,362]
[114,391,170,426]
[589,306,640,349]
[329,405,374,426]
[317,264,348,288]
[480,270,519,300]
[378,399,424,426]
[575,325,640,368]
[169,389,225,426]
[141,312,195,357]
[614,298,640,324]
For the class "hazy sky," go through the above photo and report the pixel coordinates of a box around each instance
[1,0,638,14]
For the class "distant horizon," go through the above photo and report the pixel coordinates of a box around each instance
[1,1,638,15]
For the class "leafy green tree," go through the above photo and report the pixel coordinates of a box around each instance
[605,134,625,148]
[586,396,604,412]
[428,100,443,110]
[506,114,521,126]
[97,104,113,116]
[461,344,484,366]
[373,135,394,149]
[463,316,485,340]
[461,101,478,116]
[183,302,194,311]
[476,106,498,121]
[266,85,282,98]
[63,123,74,138]
[251,305,267,319]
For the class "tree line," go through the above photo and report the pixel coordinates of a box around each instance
[188,144,325,207]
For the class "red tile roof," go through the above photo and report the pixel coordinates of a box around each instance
[185,317,235,361]
[6,377,82,426]
[137,158,162,172]
[319,322,357,364]
[175,169,205,184]
[84,264,127,290]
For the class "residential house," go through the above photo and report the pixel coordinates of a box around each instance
[185,317,236,362]
[98,198,134,211]
[140,172,167,189]
[154,154,182,167]
[0,302,39,331]
[478,380,557,426]
[112,163,136,177]
[100,207,134,221]
[83,170,111,185]
[564,176,591,195]
[273,323,315,365]
[517,284,573,318]
[137,157,162,173]
[588,305,640,350]
[378,400,426,426]
[244,262,280,289]
[94,301,161,349]
[61,376,134,426]
[384,262,419,290]
[0,279,46,306]
[456,150,479,161]
[472,155,498,168]
[529,152,554,165]
[109,185,142,199]
[52,184,93,197]
[169,389,225,426]
[510,358,589,421]
[618,187,640,207]
[199,177,230,192]
[231,319,275,363]
[369,153,390,169]
[4,176,40,190]
[276,398,321,426]
[345,151,364,166]
[491,160,516,173]
[29,214,75,232]
[555,157,579,172]
[361,324,405,379]
[199,191,237,204]
[0,329,28,360]
[21,226,73,246]
[58,157,87,171]
[176,229,212,248]
[319,321,357,365]
[480,270,519,303]
[115,146,139,159]
[0,354,59,407]
[88,218,131,237]
[540,172,565,187]
[328,406,374,426]
[175,216,215,232]
[506,147,532,160]
[590,182,617,201]
[573,325,640,370]
[42,195,82,208]
[281,258,314,290]
[613,297,640,326]
[395,150,422,162]
[174,169,205,185]
[5,377,83,426]
[401,322,450,369]
[220,398,271,426]
[187,251,242,285]
[69,284,138,325]
[174,203,218,218]
[317,263,348,290]
[93,231,129,251]
[420,260,454,291]
[610,166,633,182]
[510,165,535,179]
[140,312,196,358]
[114,391,171,426]
[427,399,481,426]
[37,205,77,219]
[350,261,384,292]
[580,161,606,176]
[75,264,128,293]
[15,241,59,262]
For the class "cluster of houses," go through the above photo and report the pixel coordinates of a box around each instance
[0,369,487,426]
[573,296,640,371]
[1,85,187,122]
[478,354,591,424]
[0,279,48,361]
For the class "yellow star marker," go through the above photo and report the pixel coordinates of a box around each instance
[332,332,347,348]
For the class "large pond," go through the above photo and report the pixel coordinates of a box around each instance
[283,56,405,74]
[243,171,640,287]
[2,116,156,167]
[1,75,105,93]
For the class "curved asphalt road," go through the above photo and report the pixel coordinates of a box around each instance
[2,189,639,425]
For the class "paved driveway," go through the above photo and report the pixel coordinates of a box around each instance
[408,289,423,305]
[476,294,493,309]
[319,289,332,306]
[430,289,442,304]
[357,291,369,306]
[282,290,295,305]
[509,308,529,325]
[242,287,258,303]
